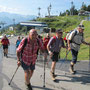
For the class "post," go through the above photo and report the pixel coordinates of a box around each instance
[89,45,90,72]
[43,56,46,87]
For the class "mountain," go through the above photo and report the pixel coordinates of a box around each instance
[0,12,37,27]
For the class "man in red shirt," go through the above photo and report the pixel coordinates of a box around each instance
[1,35,10,57]
[17,29,46,90]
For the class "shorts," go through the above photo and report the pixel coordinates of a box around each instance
[51,52,59,62]
[71,49,78,64]
[3,45,8,49]
[21,60,35,71]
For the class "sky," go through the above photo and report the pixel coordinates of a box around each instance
[0,0,90,16]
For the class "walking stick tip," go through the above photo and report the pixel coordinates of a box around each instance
[8,83,10,85]
[43,85,45,87]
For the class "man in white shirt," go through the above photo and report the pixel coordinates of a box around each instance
[67,25,90,74]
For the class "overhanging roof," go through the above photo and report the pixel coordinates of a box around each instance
[20,21,48,27]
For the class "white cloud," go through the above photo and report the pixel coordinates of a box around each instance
[0,5,19,13]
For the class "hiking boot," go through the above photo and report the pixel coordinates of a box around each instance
[50,71,57,77]
[25,83,32,90]
[50,71,56,81]
[4,53,6,56]
[53,73,57,77]
[69,65,76,74]
[6,54,8,58]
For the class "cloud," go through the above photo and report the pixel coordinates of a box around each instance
[0,5,19,13]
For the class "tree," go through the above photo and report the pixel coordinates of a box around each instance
[81,2,87,11]
[73,9,78,15]
[87,5,90,11]
[66,10,70,15]
[59,12,62,16]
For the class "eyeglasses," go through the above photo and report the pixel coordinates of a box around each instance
[58,32,63,34]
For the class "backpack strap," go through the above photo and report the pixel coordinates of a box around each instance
[51,36,56,45]
[70,30,77,43]
[37,38,39,46]
[21,38,28,57]
[53,36,56,39]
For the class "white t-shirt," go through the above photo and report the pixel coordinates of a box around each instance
[68,29,84,51]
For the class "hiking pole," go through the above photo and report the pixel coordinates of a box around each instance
[89,45,90,72]
[43,56,46,87]
[59,51,70,68]
[8,66,19,85]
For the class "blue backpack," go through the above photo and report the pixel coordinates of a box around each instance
[16,40,21,48]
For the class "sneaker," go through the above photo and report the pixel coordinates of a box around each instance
[25,83,32,90]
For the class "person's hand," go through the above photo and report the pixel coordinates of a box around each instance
[17,60,21,67]
[49,51,53,58]
[88,43,90,46]
[68,47,71,51]
[86,43,90,45]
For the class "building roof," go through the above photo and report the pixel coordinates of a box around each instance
[20,21,48,27]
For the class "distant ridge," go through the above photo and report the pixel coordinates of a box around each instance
[0,12,37,27]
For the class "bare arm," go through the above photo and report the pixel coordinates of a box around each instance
[82,41,90,45]
[16,52,21,61]
[67,40,71,51]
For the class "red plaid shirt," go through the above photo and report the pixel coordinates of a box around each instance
[17,37,44,65]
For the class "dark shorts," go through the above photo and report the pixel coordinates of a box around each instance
[71,49,78,64]
[21,60,35,71]
[3,45,8,49]
[51,52,59,62]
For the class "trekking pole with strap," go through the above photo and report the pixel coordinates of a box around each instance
[89,45,90,72]
[59,51,70,68]
[8,66,19,85]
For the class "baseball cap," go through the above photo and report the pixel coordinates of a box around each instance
[56,29,63,33]
[78,25,85,29]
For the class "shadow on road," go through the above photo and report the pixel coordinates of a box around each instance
[32,85,53,90]
[1,72,21,90]
[54,70,90,85]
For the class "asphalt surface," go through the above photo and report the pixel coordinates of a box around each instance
[0,36,90,90]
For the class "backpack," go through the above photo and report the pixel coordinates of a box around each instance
[21,38,39,57]
[16,40,21,48]
[64,30,77,43]
[51,36,63,44]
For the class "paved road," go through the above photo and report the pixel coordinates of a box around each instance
[0,36,90,90]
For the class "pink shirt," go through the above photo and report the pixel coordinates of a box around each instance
[17,37,44,65]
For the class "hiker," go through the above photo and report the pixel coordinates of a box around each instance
[1,35,10,58]
[43,33,50,57]
[16,36,21,48]
[67,25,90,74]
[16,29,46,90]
[22,36,24,40]
[37,35,43,56]
[47,29,66,81]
